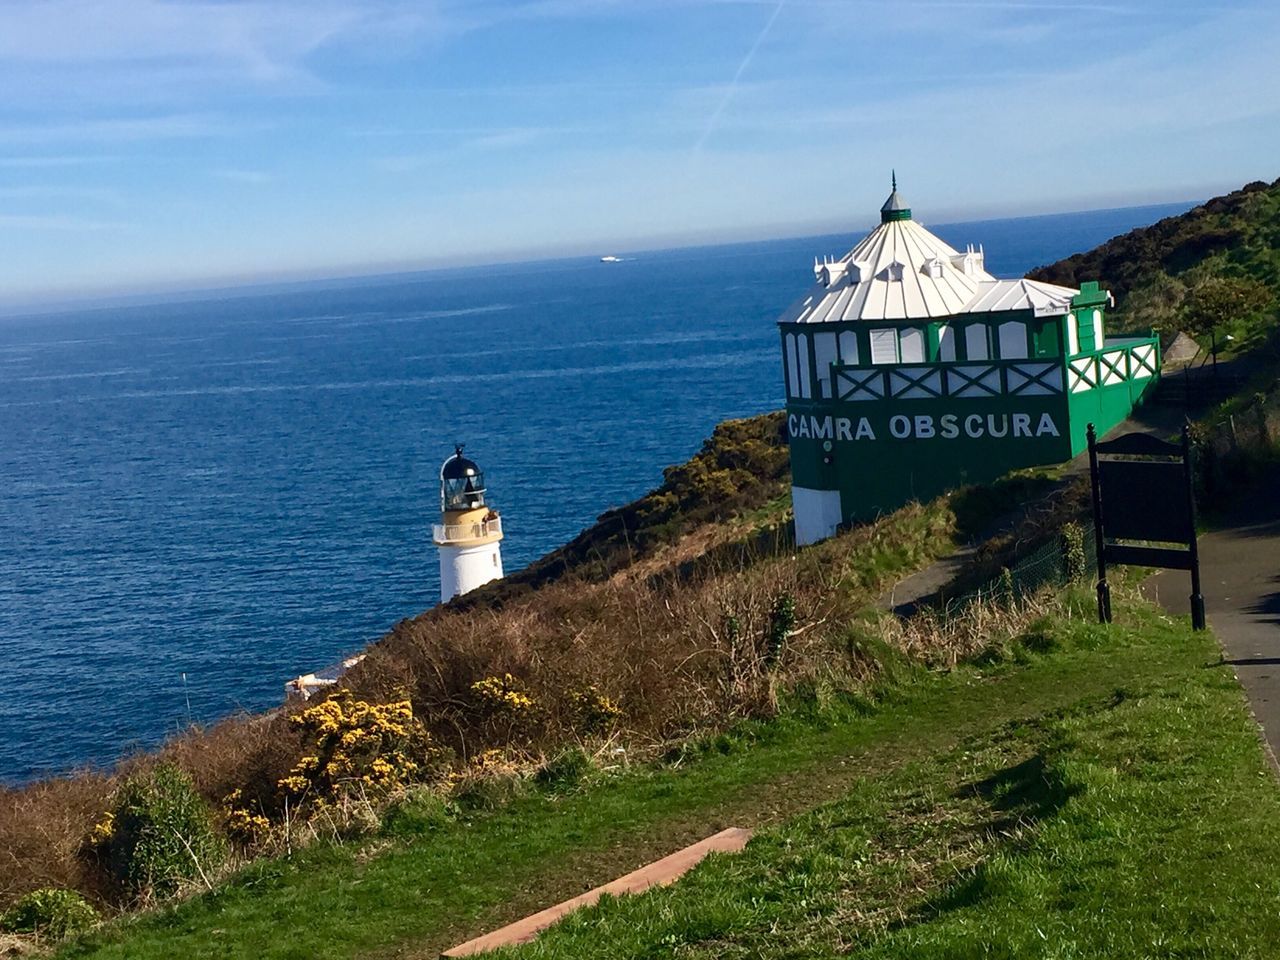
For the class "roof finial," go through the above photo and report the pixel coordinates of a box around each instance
[891,169,897,193]
[454,443,464,459]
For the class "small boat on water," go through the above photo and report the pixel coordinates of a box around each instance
[600,255,622,263]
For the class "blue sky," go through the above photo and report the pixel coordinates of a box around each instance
[2,0,1278,302]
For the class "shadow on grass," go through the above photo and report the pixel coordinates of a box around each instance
[893,752,1079,923]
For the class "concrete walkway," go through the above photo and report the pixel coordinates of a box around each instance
[1143,466,1280,764]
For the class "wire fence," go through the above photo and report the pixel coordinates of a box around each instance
[1196,383,1280,502]
[942,522,1097,614]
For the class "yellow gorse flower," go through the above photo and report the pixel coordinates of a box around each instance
[278,692,434,809]
[471,674,537,714]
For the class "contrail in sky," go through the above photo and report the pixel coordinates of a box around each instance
[692,0,786,158]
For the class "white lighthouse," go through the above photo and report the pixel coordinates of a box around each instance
[433,446,505,603]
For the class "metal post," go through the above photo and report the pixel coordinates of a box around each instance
[1086,423,1111,623]
[1182,424,1207,630]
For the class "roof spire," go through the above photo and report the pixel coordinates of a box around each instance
[880,172,911,223]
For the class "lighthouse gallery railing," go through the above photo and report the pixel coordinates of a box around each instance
[433,516,503,543]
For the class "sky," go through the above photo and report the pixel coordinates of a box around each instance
[2,0,1278,304]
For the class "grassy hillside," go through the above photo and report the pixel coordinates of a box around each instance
[1030,177,1280,350]
[50,588,1280,959]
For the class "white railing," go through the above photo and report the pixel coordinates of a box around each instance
[433,516,503,543]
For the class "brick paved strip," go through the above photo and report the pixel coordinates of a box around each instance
[441,827,753,957]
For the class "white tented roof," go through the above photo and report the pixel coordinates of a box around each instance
[780,189,1080,324]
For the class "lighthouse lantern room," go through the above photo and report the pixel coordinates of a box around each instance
[433,446,504,603]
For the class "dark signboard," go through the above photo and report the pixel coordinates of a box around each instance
[1087,423,1205,629]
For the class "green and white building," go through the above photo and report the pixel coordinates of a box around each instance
[780,182,1160,545]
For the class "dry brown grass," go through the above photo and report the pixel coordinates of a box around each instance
[0,488,964,912]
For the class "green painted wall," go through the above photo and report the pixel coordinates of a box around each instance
[781,319,1160,525]
[786,396,1072,521]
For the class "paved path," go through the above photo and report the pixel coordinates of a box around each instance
[1143,466,1280,764]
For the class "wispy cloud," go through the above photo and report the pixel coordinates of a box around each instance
[0,1,365,77]
[213,169,274,185]
[0,114,240,144]
[691,0,786,158]
[0,154,118,168]
[0,214,129,231]
[0,185,124,205]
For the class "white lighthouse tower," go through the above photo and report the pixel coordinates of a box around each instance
[433,446,505,603]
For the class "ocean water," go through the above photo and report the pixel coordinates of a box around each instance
[0,202,1193,784]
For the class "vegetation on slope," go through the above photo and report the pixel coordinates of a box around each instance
[509,604,1280,959]
[49,587,1280,959]
[1030,176,1280,350]
[451,411,790,607]
[0,409,960,923]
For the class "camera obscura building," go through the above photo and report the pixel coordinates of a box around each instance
[780,181,1160,545]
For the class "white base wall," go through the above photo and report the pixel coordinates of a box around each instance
[792,486,843,547]
[439,541,504,603]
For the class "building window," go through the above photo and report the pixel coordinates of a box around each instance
[1066,313,1079,355]
[785,333,800,397]
[870,328,899,365]
[1092,309,1104,349]
[838,330,859,366]
[936,323,956,361]
[813,332,837,399]
[796,333,812,398]
[998,321,1028,359]
[965,323,989,361]
[900,327,925,363]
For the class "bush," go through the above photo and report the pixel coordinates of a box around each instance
[1060,522,1087,584]
[277,693,442,816]
[98,763,226,901]
[535,748,592,793]
[0,887,99,940]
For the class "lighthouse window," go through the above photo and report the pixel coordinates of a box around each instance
[838,330,859,366]
[965,323,990,361]
[998,321,1028,359]
[813,332,837,399]
[936,323,957,361]
[899,327,925,364]
[870,328,899,365]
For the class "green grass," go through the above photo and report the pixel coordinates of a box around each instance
[54,588,1273,960]
[503,611,1280,959]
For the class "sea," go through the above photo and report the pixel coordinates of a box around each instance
[0,202,1194,784]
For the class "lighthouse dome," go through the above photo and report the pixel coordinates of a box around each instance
[441,445,487,512]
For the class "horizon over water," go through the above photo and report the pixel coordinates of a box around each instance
[0,201,1193,784]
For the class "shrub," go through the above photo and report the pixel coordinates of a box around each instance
[0,887,99,940]
[565,686,623,736]
[96,763,226,901]
[1060,522,1088,584]
[535,748,592,793]
[221,789,271,849]
[765,593,796,666]
[277,693,441,815]
[471,674,536,715]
